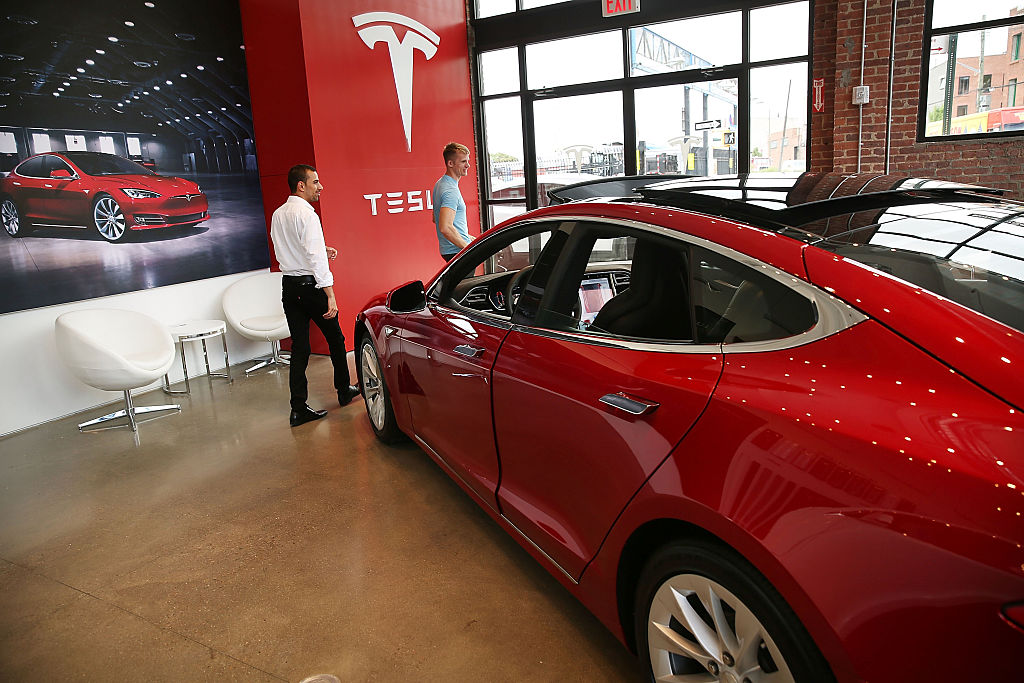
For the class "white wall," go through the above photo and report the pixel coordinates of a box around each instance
[0,270,272,436]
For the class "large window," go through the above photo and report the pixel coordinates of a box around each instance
[473,1,811,231]
[922,0,1024,139]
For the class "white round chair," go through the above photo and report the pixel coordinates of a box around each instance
[54,309,181,432]
[221,271,291,375]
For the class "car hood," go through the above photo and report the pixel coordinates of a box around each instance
[99,174,200,193]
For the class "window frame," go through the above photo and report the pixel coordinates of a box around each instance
[471,0,812,232]
[919,2,1024,141]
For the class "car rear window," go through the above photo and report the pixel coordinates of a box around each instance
[813,201,1024,333]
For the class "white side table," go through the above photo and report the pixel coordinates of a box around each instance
[162,320,232,395]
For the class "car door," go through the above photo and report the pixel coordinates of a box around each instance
[491,222,725,580]
[9,156,49,220]
[399,222,566,510]
[40,155,88,225]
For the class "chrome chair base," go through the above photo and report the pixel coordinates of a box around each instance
[245,340,291,375]
[78,390,181,432]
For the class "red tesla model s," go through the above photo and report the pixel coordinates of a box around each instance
[0,151,208,242]
[355,173,1024,682]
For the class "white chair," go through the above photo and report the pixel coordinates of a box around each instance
[222,271,291,375]
[55,309,181,432]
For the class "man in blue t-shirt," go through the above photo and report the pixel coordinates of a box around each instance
[432,141,472,261]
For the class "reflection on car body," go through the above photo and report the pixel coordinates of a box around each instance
[355,173,1024,683]
[0,151,209,242]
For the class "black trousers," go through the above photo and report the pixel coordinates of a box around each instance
[282,277,350,411]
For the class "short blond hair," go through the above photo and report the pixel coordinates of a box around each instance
[442,141,470,164]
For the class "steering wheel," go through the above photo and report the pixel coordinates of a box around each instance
[506,265,534,315]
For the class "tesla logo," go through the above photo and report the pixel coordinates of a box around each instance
[362,189,433,216]
[353,11,440,152]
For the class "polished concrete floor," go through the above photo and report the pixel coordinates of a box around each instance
[0,355,642,681]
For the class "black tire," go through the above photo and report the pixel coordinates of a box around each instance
[92,194,129,242]
[634,539,834,683]
[1,197,29,237]
[359,334,403,443]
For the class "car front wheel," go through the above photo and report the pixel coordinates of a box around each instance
[359,334,403,443]
[635,539,834,683]
[93,194,128,242]
[1,198,28,237]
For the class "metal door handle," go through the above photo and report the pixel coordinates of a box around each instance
[599,392,659,416]
[454,344,485,358]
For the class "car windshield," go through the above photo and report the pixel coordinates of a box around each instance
[64,152,153,176]
[812,201,1024,333]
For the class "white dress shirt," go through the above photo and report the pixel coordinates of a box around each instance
[269,195,333,287]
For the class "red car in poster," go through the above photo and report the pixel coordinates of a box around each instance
[355,173,1024,682]
[0,151,208,242]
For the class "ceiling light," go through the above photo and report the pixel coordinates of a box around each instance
[108,36,118,42]
[239,45,245,50]
[69,75,77,80]
[89,93,102,98]
[132,95,139,99]
[153,85,160,90]
[179,73,187,78]
[52,92,59,96]
[85,59,95,65]
[184,116,190,120]
[96,49,105,55]
[235,103,241,106]
[57,87,64,92]
[125,20,135,27]
[206,110,212,113]
[76,67,85,73]
[145,2,155,7]
[133,61,151,68]
[216,56,224,62]
[143,90,149,95]
[174,118,180,122]
[175,32,195,41]
[165,79,172,85]
[157,122,163,126]
[117,103,124,107]
[63,81,70,86]
[219,106,226,110]
[196,65,204,70]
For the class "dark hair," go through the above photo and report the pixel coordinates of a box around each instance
[287,164,316,192]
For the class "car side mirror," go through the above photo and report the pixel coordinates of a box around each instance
[386,280,426,314]
[50,169,73,179]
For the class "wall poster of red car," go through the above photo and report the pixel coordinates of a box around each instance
[0,0,270,315]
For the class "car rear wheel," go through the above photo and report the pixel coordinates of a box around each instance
[635,539,834,683]
[1,198,28,237]
[93,194,128,242]
[359,334,403,443]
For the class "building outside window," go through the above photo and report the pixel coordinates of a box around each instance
[472,1,810,230]
[923,1,1024,138]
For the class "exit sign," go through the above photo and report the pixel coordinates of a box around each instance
[602,0,640,17]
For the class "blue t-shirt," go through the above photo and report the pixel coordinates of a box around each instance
[432,174,469,256]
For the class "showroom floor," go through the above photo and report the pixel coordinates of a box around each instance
[0,355,642,682]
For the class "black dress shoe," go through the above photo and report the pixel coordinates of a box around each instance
[290,405,327,427]
[338,385,361,406]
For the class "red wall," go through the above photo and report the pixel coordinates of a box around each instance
[814,0,1024,197]
[240,0,480,349]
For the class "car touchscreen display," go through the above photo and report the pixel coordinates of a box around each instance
[579,276,614,324]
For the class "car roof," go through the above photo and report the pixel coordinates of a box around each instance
[548,173,1009,235]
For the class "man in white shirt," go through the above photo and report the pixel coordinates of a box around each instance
[270,164,360,427]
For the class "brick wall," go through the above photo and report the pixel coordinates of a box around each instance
[814,0,1024,197]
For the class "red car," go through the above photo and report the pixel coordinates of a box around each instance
[0,151,208,242]
[355,173,1024,682]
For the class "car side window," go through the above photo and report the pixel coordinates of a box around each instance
[438,223,567,321]
[43,156,74,176]
[691,247,817,344]
[15,156,46,178]
[531,226,696,343]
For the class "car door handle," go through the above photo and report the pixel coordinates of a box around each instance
[454,344,485,358]
[599,392,660,416]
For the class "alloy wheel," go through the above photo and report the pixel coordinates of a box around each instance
[94,196,126,241]
[647,573,794,682]
[1,199,19,236]
[360,343,385,430]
